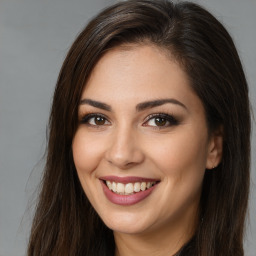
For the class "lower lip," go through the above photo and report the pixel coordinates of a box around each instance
[101,180,158,206]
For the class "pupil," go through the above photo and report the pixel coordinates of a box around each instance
[95,117,105,125]
[155,117,166,126]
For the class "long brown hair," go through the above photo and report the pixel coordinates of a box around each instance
[27,1,251,255]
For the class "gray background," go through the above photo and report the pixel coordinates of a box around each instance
[0,0,255,255]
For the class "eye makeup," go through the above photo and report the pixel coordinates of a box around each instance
[79,112,110,126]
[78,110,181,130]
[143,113,179,128]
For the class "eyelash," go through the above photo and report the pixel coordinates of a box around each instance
[79,112,179,129]
[143,113,179,129]
[80,113,110,127]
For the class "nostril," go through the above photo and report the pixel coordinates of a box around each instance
[105,137,145,168]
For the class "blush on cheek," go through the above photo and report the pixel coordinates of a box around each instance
[72,134,106,175]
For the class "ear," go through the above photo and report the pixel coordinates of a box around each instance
[206,125,223,169]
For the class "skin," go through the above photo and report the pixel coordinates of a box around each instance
[72,44,223,256]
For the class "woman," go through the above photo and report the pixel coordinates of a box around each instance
[27,0,251,255]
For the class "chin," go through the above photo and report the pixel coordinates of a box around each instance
[99,208,158,235]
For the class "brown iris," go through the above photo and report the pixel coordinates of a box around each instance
[155,117,167,126]
[95,116,106,125]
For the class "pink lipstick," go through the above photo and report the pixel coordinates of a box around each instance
[100,176,159,206]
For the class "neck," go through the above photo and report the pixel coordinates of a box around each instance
[114,212,198,256]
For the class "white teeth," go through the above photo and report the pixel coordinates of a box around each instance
[125,183,133,194]
[112,182,117,192]
[106,181,112,190]
[134,182,141,192]
[116,183,125,193]
[141,182,146,191]
[105,180,157,194]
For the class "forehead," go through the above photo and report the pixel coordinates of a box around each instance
[81,44,202,113]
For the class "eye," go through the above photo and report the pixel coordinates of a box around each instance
[143,113,179,128]
[80,114,110,126]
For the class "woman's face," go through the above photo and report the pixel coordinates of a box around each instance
[72,44,220,236]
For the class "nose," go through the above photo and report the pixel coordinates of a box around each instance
[105,125,145,169]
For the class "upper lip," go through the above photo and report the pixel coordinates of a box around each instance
[100,176,160,184]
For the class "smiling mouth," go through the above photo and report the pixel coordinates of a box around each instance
[100,176,160,205]
[104,180,158,195]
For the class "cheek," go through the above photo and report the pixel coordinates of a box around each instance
[72,129,105,174]
[144,128,208,209]
[72,130,107,206]
[147,132,207,214]
[146,131,208,174]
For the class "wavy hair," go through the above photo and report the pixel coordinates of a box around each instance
[27,1,251,255]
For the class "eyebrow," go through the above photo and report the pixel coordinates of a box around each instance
[79,98,187,112]
[136,98,187,111]
[80,99,112,111]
